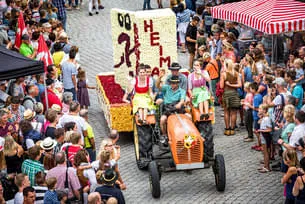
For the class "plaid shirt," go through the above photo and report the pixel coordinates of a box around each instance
[52,0,66,18]
[22,159,45,186]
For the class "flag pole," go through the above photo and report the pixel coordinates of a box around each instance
[44,73,49,110]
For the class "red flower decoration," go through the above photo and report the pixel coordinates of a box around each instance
[98,75,125,104]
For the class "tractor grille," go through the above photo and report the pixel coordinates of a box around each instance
[176,141,201,163]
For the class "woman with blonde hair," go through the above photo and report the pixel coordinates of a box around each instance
[241,55,257,83]
[220,59,241,135]
[280,105,296,151]
[4,136,24,174]
[222,41,236,63]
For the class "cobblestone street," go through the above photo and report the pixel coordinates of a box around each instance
[66,1,284,203]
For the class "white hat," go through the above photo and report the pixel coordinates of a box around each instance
[42,22,52,28]
[51,104,62,112]
[40,137,57,151]
[24,109,36,120]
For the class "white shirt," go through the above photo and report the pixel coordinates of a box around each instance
[57,114,87,142]
[289,123,305,160]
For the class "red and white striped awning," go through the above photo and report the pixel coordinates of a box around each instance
[211,0,305,35]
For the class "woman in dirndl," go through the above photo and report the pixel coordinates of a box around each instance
[176,3,195,53]
[132,66,155,124]
[188,59,211,120]
[220,59,242,136]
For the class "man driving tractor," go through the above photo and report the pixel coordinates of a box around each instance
[158,75,186,145]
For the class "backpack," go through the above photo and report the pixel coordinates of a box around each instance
[65,146,73,168]
[0,176,18,201]
[273,94,285,126]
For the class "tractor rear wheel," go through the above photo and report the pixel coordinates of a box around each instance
[148,161,161,198]
[198,122,214,162]
[212,154,226,191]
[133,123,152,170]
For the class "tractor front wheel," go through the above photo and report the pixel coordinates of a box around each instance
[212,154,226,191]
[148,161,161,198]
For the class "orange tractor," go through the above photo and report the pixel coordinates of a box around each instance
[133,98,226,198]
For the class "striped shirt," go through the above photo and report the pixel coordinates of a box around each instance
[33,186,48,204]
[21,159,45,186]
[176,9,195,24]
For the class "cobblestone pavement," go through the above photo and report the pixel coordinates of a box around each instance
[66,1,284,203]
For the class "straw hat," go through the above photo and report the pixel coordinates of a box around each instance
[51,104,62,112]
[40,137,57,151]
[24,109,36,120]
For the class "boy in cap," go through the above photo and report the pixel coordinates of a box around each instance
[20,34,37,59]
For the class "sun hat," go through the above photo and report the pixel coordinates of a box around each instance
[51,104,62,112]
[168,62,181,70]
[202,52,211,60]
[24,109,36,120]
[100,169,118,185]
[40,137,57,151]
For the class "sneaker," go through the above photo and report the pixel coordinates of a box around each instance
[98,5,104,9]
[89,12,93,16]
[244,138,254,142]
[74,6,80,10]
[96,11,99,14]
[92,6,96,9]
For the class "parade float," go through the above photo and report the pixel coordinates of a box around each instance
[96,8,177,132]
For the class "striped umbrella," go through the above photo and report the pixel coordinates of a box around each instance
[211,0,305,35]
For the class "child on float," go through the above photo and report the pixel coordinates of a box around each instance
[187,59,211,120]
[281,149,299,204]
[257,104,272,173]
[241,82,254,142]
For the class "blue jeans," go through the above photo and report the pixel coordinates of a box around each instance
[64,88,76,101]
[86,148,96,162]
[143,0,151,10]
[68,0,78,6]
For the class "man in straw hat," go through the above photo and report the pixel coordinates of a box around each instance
[159,75,186,145]
[95,169,125,204]
[163,62,187,91]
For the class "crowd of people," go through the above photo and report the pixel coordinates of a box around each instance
[0,0,128,203]
[0,0,305,203]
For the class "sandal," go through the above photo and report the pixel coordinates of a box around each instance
[255,146,263,151]
[251,145,259,150]
[138,118,143,124]
[258,167,271,173]
[204,113,209,120]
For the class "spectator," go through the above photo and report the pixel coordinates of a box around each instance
[278,110,305,161]
[41,78,62,110]
[293,157,305,202]
[285,70,303,110]
[33,172,48,204]
[23,109,43,133]
[142,0,151,10]
[209,30,222,61]
[19,34,37,59]
[7,96,25,124]
[95,169,125,204]
[46,151,81,201]
[43,177,60,203]
[57,101,88,141]
[202,3,213,36]
[61,48,78,101]
[225,21,239,39]
[88,192,102,204]
[34,102,45,124]
[0,183,4,204]
[45,109,58,139]
[62,92,73,114]
[54,128,65,154]
[281,149,298,204]
[23,84,39,111]
[77,68,95,109]
[186,16,200,70]
[40,137,57,170]
[176,3,195,53]
[280,105,296,151]
[52,0,67,30]
[241,82,254,142]
[19,119,41,150]
[4,135,24,174]
[79,109,96,161]
[294,58,305,87]
[14,173,30,204]
[61,131,83,166]
[23,186,36,204]
[0,109,16,137]
[21,145,45,186]
[220,59,241,136]
[9,77,25,99]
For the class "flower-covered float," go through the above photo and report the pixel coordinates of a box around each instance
[96,8,177,132]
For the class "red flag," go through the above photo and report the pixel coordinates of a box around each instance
[37,35,53,72]
[15,12,26,49]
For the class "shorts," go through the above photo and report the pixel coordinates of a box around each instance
[254,120,260,130]
[261,132,272,148]
[187,44,195,55]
